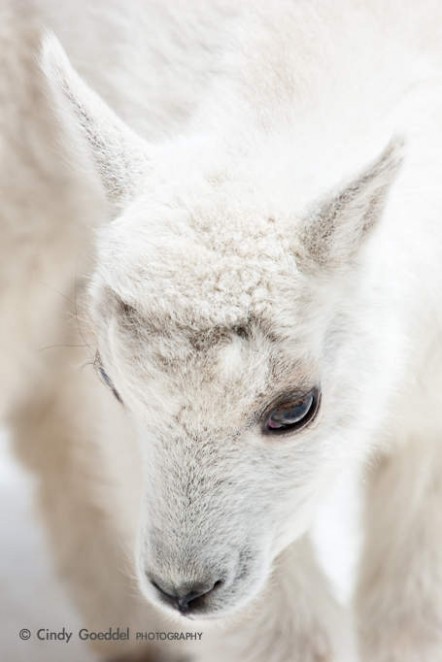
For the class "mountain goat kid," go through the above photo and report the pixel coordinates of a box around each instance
[3,1,442,661]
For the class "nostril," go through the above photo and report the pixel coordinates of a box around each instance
[176,585,208,612]
[176,582,216,613]
[148,574,224,613]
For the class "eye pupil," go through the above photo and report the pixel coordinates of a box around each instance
[267,396,312,428]
[264,389,319,434]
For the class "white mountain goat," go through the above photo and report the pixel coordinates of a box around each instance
[2,1,442,661]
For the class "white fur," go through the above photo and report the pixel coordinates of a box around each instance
[3,1,442,660]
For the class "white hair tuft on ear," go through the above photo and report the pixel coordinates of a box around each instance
[299,137,405,272]
[41,32,150,209]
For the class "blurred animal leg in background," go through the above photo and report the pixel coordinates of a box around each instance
[356,440,442,662]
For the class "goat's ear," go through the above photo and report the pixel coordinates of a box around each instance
[298,139,404,272]
[41,33,150,210]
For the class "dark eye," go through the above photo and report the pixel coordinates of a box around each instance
[94,352,123,404]
[263,388,320,434]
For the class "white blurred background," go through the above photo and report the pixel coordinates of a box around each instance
[0,429,97,662]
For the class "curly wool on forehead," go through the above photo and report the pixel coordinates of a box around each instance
[98,197,303,331]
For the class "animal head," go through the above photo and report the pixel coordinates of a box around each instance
[42,35,403,620]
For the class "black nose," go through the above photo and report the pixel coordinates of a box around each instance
[149,575,222,613]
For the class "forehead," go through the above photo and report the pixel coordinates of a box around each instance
[91,253,319,431]
[95,188,308,334]
[91,185,321,409]
[97,294,317,428]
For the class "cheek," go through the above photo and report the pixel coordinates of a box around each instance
[254,449,330,539]
[271,500,317,554]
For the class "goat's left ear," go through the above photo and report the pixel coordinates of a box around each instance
[298,139,404,272]
[41,33,150,211]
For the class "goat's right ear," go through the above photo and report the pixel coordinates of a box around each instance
[41,33,150,211]
[297,139,404,273]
